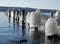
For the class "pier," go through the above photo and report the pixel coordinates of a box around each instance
[0,6,60,44]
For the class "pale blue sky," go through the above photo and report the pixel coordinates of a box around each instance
[0,0,60,10]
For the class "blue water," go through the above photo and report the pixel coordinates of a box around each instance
[0,12,30,44]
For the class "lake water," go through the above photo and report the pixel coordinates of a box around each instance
[0,12,60,44]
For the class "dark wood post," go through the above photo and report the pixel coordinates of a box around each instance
[50,12,53,18]
[22,9,25,29]
[9,10,11,23]
[21,8,26,35]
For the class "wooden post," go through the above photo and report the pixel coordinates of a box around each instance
[22,9,25,29]
[50,12,53,18]
[13,9,16,27]
[16,11,19,26]
[7,9,11,23]
[21,8,25,36]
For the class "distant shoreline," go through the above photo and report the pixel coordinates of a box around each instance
[0,6,57,14]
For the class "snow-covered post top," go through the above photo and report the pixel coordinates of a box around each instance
[29,9,41,27]
[26,12,30,23]
[55,10,60,17]
[55,10,60,25]
[29,12,35,27]
[45,18,59,36]
[34,9,41,27]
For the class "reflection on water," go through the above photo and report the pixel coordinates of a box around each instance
[28,27,60,44]
[45,36,60,44]
[29,28,44,44]
[0,12,26,44]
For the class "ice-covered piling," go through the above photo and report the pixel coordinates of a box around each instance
[45,18,60,41]
[50,12,54,18]
[26,12,30,29]
[20,12,23,27]
[55,10,60,25]
[29,9,41,31]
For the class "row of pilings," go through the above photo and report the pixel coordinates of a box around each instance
[5,8,26,37]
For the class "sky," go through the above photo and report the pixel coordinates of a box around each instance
[0,0,60,10]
